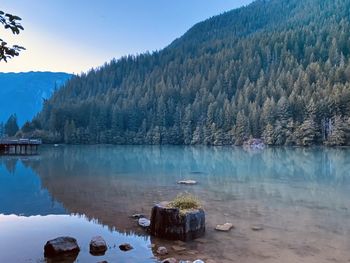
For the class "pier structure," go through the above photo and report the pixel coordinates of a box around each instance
[0,139,42,155]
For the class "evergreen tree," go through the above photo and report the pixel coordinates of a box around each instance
[235,111,247,146]
[263,123,275,145]
[295,118,318,146]
[326,116,347,146]
[64,120,76,144]
[21,121,35,133]
[4,114,19,137]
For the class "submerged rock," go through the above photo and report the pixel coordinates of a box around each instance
[251,225,264,231]
[171,245,186,252]
[89,236,107,255]
[157,246,168,255]
[44,236,80,258]
[150,202,205,241]
[138,217,151,227]
[162,258,177,263]
[119,243,133,251]
[177,180,197,185]
[215,223,234,232]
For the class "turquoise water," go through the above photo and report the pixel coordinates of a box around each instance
[0,145,350,262]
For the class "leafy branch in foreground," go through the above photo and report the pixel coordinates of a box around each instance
[0,10,25,62]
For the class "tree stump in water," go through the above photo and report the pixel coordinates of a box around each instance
[150,201,205,241]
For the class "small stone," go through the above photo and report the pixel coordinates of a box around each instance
[215,223,234,232]
[44,236,80,257]
[119,243,133,251]
[138,217,151,227]
[162,258,177,263]
[89,236,107,255]
[193,260,205,263]
[251,225,264,231]
[177,180,197,185]
[172,245,186,252]
[157,246,168,255]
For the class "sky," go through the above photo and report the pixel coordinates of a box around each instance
[0,0,253,74]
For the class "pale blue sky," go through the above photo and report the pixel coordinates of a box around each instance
[0,1,253,73]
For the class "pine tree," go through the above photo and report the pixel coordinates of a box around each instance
[4,114,19,137]
[263,123,275,145]
[285,119,297,146]
[64,120,76,144]
[277,96,291,125]
[295,118,318,146]
[326,116,347,146]
[191,125,202,145]
[235,111,247,146]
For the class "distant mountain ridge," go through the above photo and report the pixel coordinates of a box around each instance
[30,0,350,146]
[0,72,72,125]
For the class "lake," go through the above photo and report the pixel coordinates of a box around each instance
[0,145,350,263]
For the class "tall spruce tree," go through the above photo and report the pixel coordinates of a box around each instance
[4,114,19,137]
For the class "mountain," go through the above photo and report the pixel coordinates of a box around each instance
[31,0,350,146]
[0,72,72,126]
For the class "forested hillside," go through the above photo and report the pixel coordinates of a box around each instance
[29,0,350,146]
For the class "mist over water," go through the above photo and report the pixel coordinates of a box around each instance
[0,145,350,262]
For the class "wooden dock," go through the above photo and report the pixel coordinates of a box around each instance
[0,139,42,155]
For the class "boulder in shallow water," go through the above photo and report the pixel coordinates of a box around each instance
[251,225,264,231]
[215,223,234,232]
[177,180,197,185]
[150,202,205,241]
[119,243,133,251]
[44,236,80,258]
[89,236,107,255]
[156,246,168,255]
[138,217,151,227]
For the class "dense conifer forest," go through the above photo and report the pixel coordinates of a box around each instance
[25,0,350,146]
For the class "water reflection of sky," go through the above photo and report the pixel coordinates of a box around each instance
[0,158,66,216]
[0,156,157,263]
[0,214,154,263]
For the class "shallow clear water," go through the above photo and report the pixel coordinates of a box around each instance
[1,145,350,263]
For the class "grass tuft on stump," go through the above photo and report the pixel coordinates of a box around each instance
[168,193,201,215]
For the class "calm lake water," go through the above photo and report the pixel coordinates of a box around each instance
[1,145,350,263]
